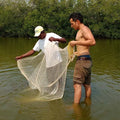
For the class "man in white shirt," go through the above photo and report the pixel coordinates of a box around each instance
[16,26,66,61]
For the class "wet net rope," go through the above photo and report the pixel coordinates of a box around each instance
[17,43,75,101]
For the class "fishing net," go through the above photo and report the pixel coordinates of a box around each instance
[17,43,75,101]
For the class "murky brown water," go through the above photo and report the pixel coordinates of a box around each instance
[0,38,120,120]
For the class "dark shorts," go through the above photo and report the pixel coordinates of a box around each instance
[73,55,92,85]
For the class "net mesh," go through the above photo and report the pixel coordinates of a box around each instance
[17,43,75,101]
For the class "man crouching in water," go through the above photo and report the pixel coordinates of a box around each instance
[69,12,96,104]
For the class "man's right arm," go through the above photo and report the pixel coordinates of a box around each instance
[16,49,35,60]
[49,37,66,43]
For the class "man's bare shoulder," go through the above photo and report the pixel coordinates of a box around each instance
[82,25,94,39]
[82,25,91,33]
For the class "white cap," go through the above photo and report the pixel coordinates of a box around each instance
[34,26,44,37]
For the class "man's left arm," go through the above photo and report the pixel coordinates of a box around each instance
[70,27,96,46]
[81,27,96,46]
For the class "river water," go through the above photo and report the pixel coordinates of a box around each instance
[0,38,120,120]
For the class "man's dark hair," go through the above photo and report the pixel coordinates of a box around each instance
[69,12,83,23]
[41,30,45,34]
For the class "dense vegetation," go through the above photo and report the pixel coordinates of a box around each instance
[0,0,120,39]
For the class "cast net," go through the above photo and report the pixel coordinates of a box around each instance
[17,43,75,101]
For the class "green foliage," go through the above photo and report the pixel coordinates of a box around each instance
[0,0,120,39]
[0,0,29,37]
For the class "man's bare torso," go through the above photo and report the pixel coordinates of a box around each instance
[75,28,90,56]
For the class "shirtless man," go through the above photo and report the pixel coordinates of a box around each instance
[69,13,96,104]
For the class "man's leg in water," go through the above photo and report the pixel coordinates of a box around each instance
[74,83,82,104]
[84,84,91,98]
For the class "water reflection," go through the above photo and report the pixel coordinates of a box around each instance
[16,99,69,120]
[72,98,91,120]
[0,38,120,120]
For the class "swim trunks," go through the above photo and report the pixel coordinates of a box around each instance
[73,55,92,85]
